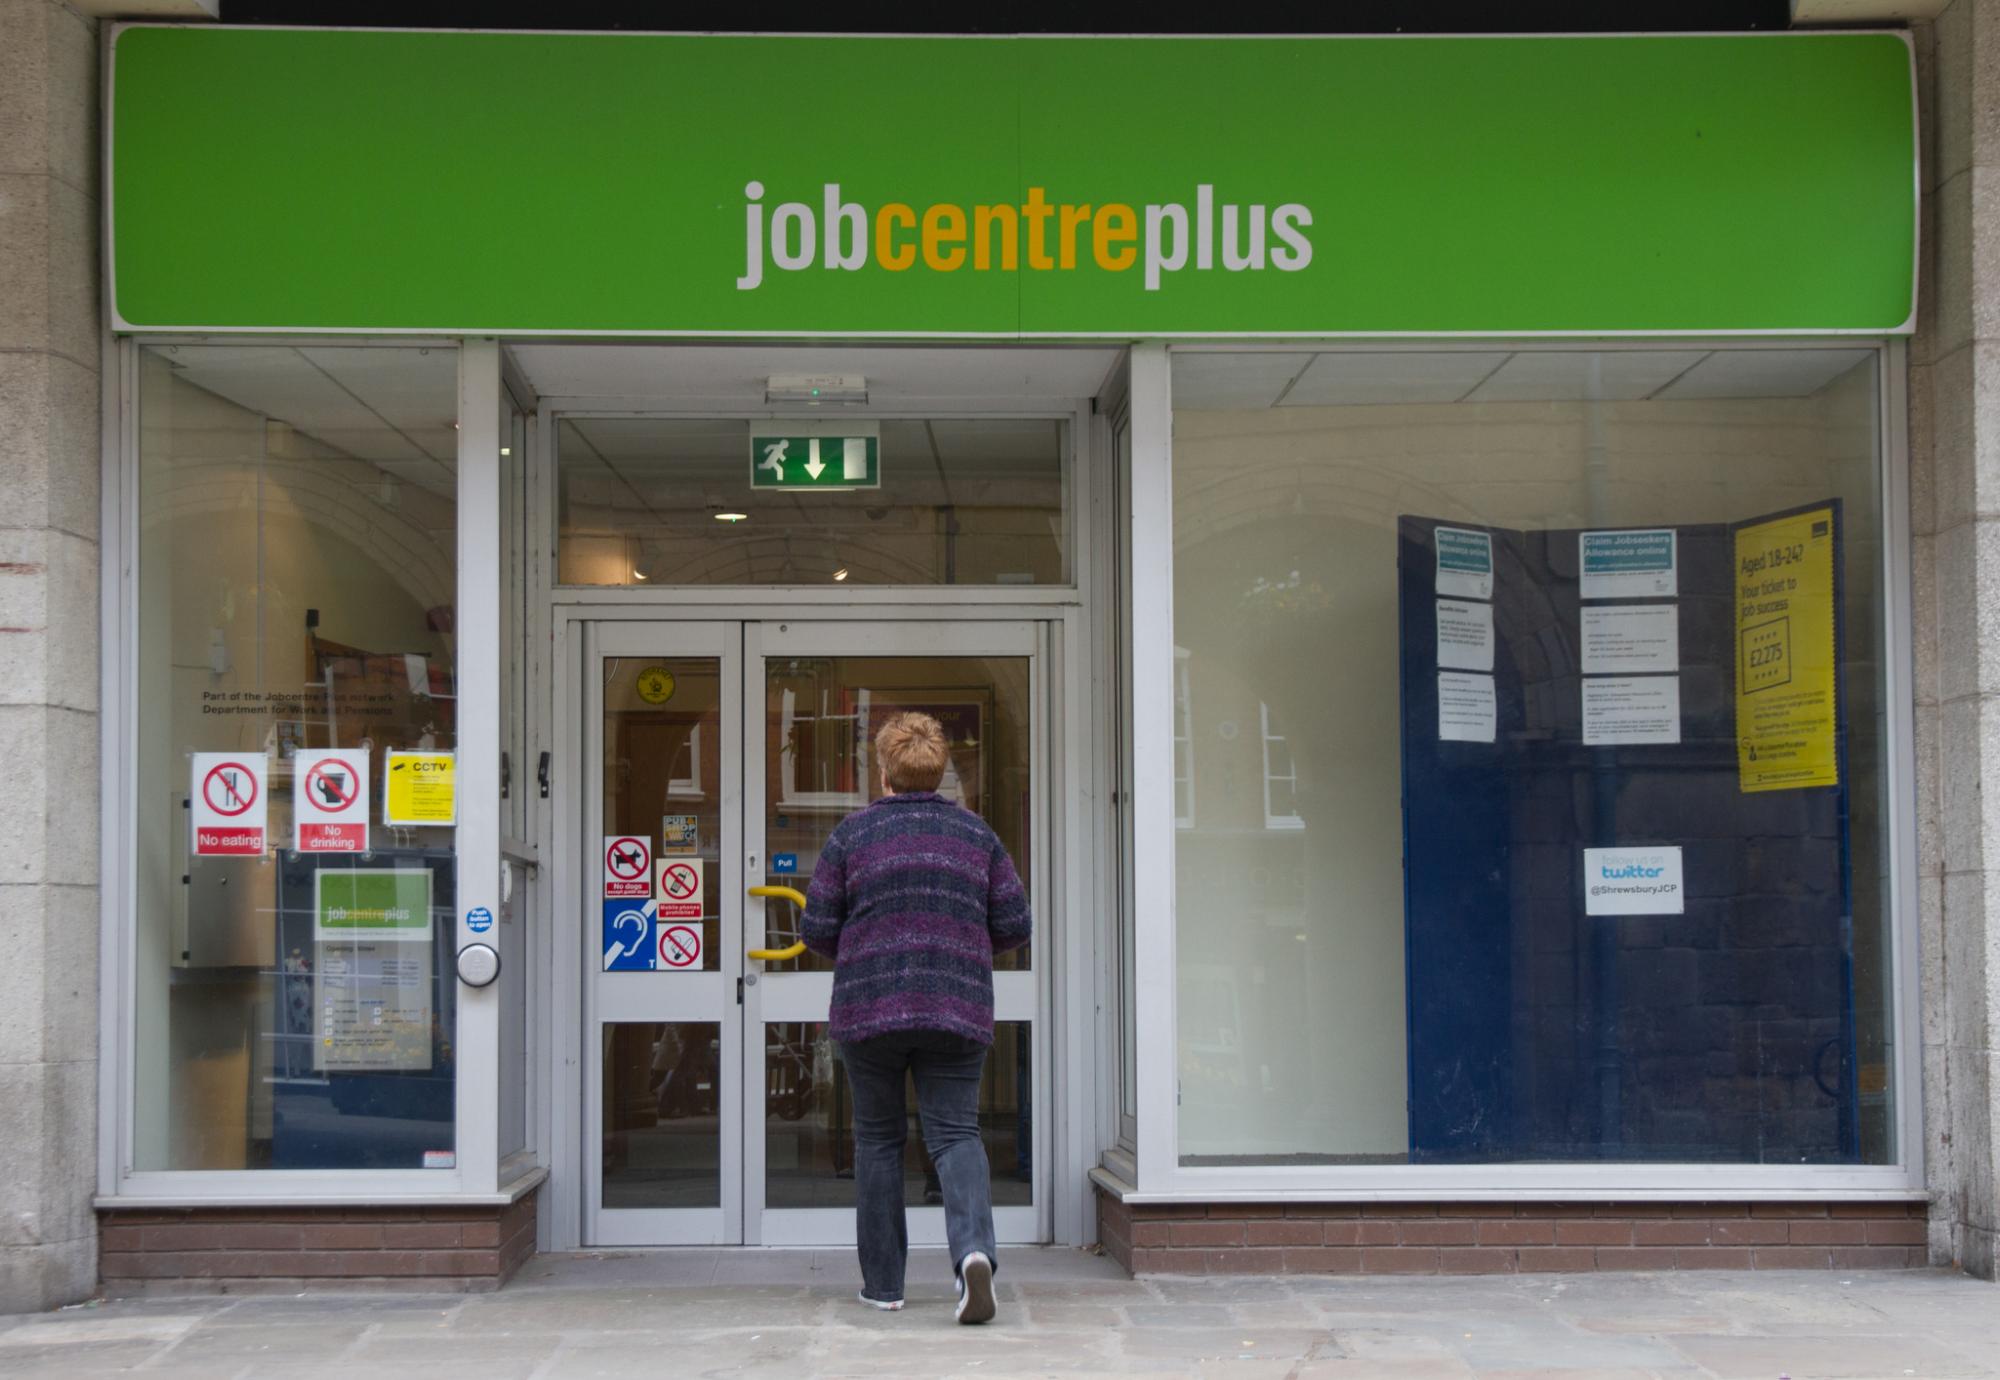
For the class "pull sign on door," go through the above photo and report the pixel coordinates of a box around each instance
[295,749,370,853]
[191,751,268,856]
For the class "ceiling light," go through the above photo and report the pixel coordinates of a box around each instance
[631,570,647,581]
[766,373,868,405]
[715,511,749,523]
[832,568,849,582]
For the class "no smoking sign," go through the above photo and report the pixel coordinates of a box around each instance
[658,923,701,969]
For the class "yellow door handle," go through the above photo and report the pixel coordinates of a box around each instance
[747,885,808,960]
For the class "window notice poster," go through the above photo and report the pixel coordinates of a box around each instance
[384,750,457,826]
[313,869,434,1071]
[1734,505,1840,792]
[1434,526,1494,601]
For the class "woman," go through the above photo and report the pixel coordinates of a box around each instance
[802,711,1031,1323]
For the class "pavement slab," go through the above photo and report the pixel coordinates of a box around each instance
[0,1253,1990,1379]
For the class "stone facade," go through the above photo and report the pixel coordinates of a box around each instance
[1913,0,2000,1280]
[0,0,102,1314]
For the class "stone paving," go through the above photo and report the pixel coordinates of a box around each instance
[1,1249,1996,1378]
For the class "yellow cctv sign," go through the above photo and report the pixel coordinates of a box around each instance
[385,750,458,825]
[1734,506,1840,793]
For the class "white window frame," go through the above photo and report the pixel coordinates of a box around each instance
[1122,337,1927,1204]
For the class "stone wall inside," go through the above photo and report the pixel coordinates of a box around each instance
[0,0,101,1314]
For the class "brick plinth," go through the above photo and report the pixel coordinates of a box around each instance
[98,1187,539,1293]
[1095,1188,1928,1275]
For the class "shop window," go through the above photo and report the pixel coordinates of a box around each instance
[1169,347,1895,1167]
[555,417,1068,586]
[133,344,460,1171]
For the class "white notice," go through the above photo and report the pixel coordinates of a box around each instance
[1436,599,1495,672]
[1584,845,1686,916]
[1434,526,1494,601]
[1582,676,1682,746]
[1581,604,1680,675]
[1437,671,1497,744]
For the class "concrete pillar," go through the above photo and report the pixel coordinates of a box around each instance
[1916,0,2000,1280]
[0,0,101,1311]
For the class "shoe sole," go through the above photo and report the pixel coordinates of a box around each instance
[956,1254,995,1325]
[858,1293,904,1311]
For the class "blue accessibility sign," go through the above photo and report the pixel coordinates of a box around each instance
[602,900,655,971]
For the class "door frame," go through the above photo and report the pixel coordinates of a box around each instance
[550,605,1087,1250]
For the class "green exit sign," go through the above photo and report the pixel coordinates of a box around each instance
[750,432,881,490]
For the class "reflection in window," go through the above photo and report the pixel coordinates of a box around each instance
[1259,702,1303,831]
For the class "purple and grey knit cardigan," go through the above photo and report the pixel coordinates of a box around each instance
[800,791,1031,1046]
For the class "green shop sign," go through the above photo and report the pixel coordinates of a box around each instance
[314,868,433,940]
[109,29,1916,336]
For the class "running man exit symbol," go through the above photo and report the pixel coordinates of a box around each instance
[749,426,881,490]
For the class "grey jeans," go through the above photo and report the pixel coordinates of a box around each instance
[838,1030,997,1302]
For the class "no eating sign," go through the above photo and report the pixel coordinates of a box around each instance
[191,751,267,856]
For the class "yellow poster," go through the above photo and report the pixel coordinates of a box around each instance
[384,750,458,825]
[1734,506,1840,793]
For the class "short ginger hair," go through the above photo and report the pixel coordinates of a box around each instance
[876,711,949,793]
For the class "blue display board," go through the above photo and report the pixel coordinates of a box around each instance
[1396,510,1856,1164]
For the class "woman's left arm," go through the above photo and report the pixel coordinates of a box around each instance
[801,826,849,957]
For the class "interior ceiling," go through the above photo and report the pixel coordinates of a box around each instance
[159,344,459,493]
[1169,349,1877,410]
[506,344,1122,405]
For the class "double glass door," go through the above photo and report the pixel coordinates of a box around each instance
[584,619,1044,1246]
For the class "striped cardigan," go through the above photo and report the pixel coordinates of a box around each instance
[801,791,1032,1045]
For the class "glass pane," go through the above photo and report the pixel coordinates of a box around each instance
[1170,347,1893,1166]
[765,1022,1032,1208]
[603,1022,720,1207]
[134,344,460,1171]
[603,657,722,971]
[558,418,1068,586]
[761,655,1032,971]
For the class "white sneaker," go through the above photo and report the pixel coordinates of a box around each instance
[955,1251,995,1325]
[858,1292,904,1311]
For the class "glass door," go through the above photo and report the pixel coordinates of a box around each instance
[583,619,1046,1247]
[585,622,742,1246]
[743,620,1044,1247]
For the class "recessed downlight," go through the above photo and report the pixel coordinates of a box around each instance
[715,511,749,523]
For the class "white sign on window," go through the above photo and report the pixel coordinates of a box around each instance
[1584,846,1685,916]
